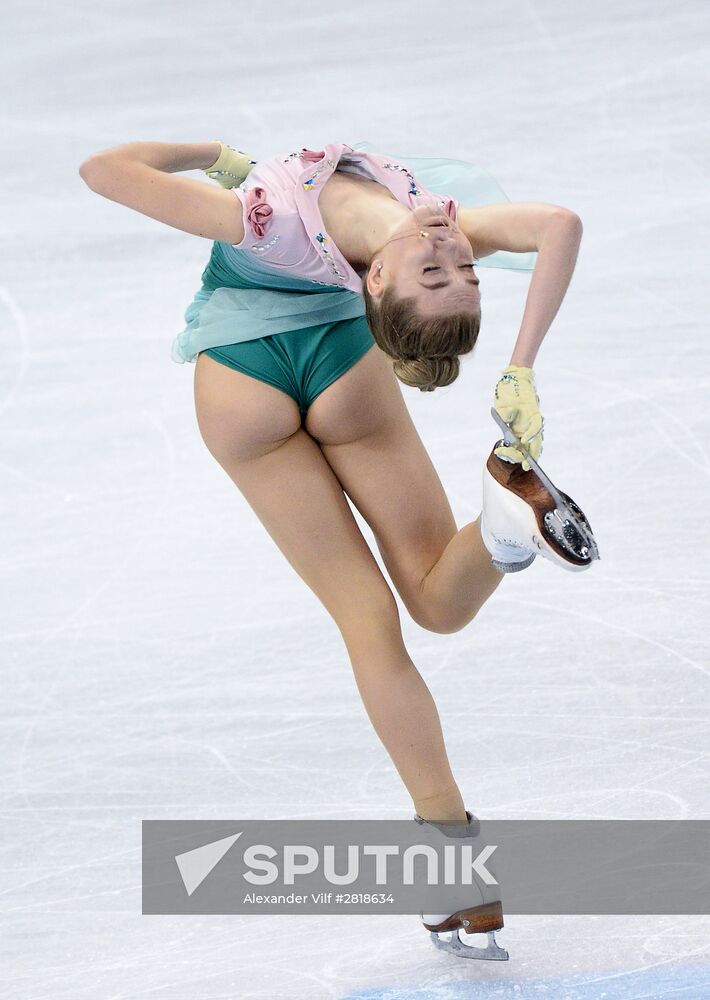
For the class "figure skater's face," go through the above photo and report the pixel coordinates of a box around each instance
[370,205,481,317]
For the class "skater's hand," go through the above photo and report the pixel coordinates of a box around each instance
[202,141,257,188]
[493,365,543,471]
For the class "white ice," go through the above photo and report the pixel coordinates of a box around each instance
[2,0,709,997]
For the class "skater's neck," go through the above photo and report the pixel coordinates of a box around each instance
[319,172,414,268]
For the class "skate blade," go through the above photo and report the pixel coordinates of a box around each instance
[490,408,600,565]
[430,929,509,961]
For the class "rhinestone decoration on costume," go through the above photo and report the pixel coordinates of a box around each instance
[250,234,281,253]
[495,373,521,398]
[212,168,257,182]
[210,146,258,184]
[315,232,347,283]
[383,162,421,196]
[303,158,336,191]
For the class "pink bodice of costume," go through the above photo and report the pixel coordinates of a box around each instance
[230,143,458,294]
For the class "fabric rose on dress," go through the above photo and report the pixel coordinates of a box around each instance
[244,187,273,238]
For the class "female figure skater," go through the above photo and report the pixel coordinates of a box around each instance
[79,139,598,959]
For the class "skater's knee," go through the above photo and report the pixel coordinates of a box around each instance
[336,588,403,649]
[409,600,476,636]
[417,615,468,636]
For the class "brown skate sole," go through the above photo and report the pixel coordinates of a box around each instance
[486,449,591,569]
[423,900,504,935]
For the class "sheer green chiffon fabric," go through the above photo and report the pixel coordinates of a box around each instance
[171,143,537,364]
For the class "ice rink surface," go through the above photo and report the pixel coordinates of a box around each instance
[2,0,709,996]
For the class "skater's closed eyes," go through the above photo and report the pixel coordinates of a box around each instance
[360,205,483,391]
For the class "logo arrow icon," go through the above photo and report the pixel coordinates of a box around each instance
[175,832,242,896]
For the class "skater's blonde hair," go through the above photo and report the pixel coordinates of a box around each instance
[363,284,480,391]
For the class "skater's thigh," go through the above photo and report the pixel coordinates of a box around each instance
[193,352,399,632]
[304,346,458,623]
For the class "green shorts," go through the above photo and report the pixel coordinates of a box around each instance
[202,314,375,417]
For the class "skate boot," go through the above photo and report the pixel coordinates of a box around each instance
[415,810,509,961]
[480,408,600,574]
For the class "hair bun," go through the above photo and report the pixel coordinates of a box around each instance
[392,355,460,392]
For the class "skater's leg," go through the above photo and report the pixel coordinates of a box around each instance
[195,353,466,821]
[305,346,503,635]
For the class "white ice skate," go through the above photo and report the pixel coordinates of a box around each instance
[480,408,600,574]
[415,811,509,961]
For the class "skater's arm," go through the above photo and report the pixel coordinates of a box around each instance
[459,201,582,367]
[458,202,574,258]
[82,140,224,174]
[507,211,582,367]
[78,142,245,244]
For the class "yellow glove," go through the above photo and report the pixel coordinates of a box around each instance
[493,365,544,471]
[202,140,257,189]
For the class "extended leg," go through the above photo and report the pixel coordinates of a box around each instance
[195,353,466,821]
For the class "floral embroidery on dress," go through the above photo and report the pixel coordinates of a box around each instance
[383,162,421,196]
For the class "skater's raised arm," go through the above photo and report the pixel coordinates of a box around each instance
[78,141,247,244]
[458,201,572,260]
[496,209,581,468]
[458,202,582,470]
[507,210,583,369]
[82,140,225,174]
[459,202,582,367]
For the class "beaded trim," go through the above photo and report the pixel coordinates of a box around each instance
[303,158,335,191]
[383,162,421,196]
[495,373,521,398]
[315,232,347,282]
[250,234,281,253]
[495,372,539,403]
[211,164,257,183]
